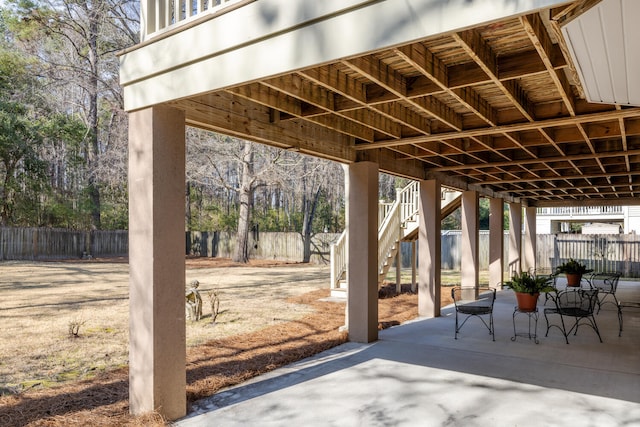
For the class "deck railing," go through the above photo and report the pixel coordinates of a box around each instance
[140,0,249,41]
[537,206,624,216]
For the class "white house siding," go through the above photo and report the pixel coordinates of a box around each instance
[626,206,640,234]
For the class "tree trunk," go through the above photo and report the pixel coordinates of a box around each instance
[301,187,321,263]
[185,180,192,230]
[87,2,101,229]
[233,141,254,263]
[0,162,17,226]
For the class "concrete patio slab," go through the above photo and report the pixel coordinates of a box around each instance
[176,282,640,427]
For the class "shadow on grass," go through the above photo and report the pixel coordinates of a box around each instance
[0,286,423,426]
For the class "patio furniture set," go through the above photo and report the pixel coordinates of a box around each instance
[451,270,628,344]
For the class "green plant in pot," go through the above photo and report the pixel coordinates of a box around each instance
[555,258,592,287]
[505,271,555,311]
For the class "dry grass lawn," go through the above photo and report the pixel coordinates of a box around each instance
[0,258,451,426]
[0,258,332,390]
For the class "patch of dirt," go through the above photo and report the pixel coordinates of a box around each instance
[0,259,444,426]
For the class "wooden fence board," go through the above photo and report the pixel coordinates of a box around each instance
[3,226,640,276]
[0,227,125,260]
[401,232,640,277]
[187,231,340,264]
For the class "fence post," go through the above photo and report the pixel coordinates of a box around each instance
[86,230,93,257]
[32,228,38,260]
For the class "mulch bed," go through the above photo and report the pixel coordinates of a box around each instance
[0,281,440,426]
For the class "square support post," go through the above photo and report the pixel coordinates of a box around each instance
[489,197,504,289]
[508,202,522,276]
[395,248,402,294]
[411,241,417,293]
[346,162,378,343]
[523,206,537,272]
[461,191,479,298]
[418,179,441,317]
[128,105,186,419]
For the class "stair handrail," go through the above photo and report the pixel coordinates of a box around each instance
[379,201,394,228]
[330,180,422,290]
[398,181,420,225]
[377,200,401,276]
[330,230,347,291]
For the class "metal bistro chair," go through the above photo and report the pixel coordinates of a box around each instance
[587,272,621,313]
[544,288,602,344]
[452,286,496,341]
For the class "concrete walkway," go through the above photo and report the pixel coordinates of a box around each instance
[176,282,640,427]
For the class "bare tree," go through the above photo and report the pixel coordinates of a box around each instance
[9,0,138,229]
[186,126,345,262]
[234,140,255,262]
[186,130,284,263]
[278,155,343,262]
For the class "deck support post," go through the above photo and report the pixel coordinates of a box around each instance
[523,206,537,273]
[461,191,479,299]
[509,202,523,276]
[347,161,378,343]
[489,197,504,289]
[418,179,441,317]
[128,105,186,419]
[411,241,417,293]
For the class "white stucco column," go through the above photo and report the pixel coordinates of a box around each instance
[523,206,537,272]
[508,202,522,275]
[461,191,479,297]
[489,197,504,289]
[128,105,186,419]
[418,179,441,317]
[347,161,378,343]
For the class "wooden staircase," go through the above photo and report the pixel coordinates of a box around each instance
[330,182,461,298]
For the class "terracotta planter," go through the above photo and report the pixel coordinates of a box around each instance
[566,273,582,287]
[515,292,539,312]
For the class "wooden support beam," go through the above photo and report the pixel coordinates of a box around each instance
[482,170,640,185]
[300,66,431,136]
[345,56,462,130]
[174,92,355,162]
[521,13,576,116]
[354,108,640,151]
[395,43,498,127]
[454,29,536,121]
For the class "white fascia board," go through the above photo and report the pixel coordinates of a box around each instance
[120,0,374,85]
[120,0,569,111]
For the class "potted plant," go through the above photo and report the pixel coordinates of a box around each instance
[555,258,592,287]
[504,271,555,311]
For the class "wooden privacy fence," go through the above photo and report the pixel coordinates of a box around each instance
[186,231,341,264]
[399,231,511,271]
[3,226,640,276]
[400,232,640,278]
[0,227,128,260]
[536,233,640,277]
[0,227,329,262]
[0,227,339,264]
